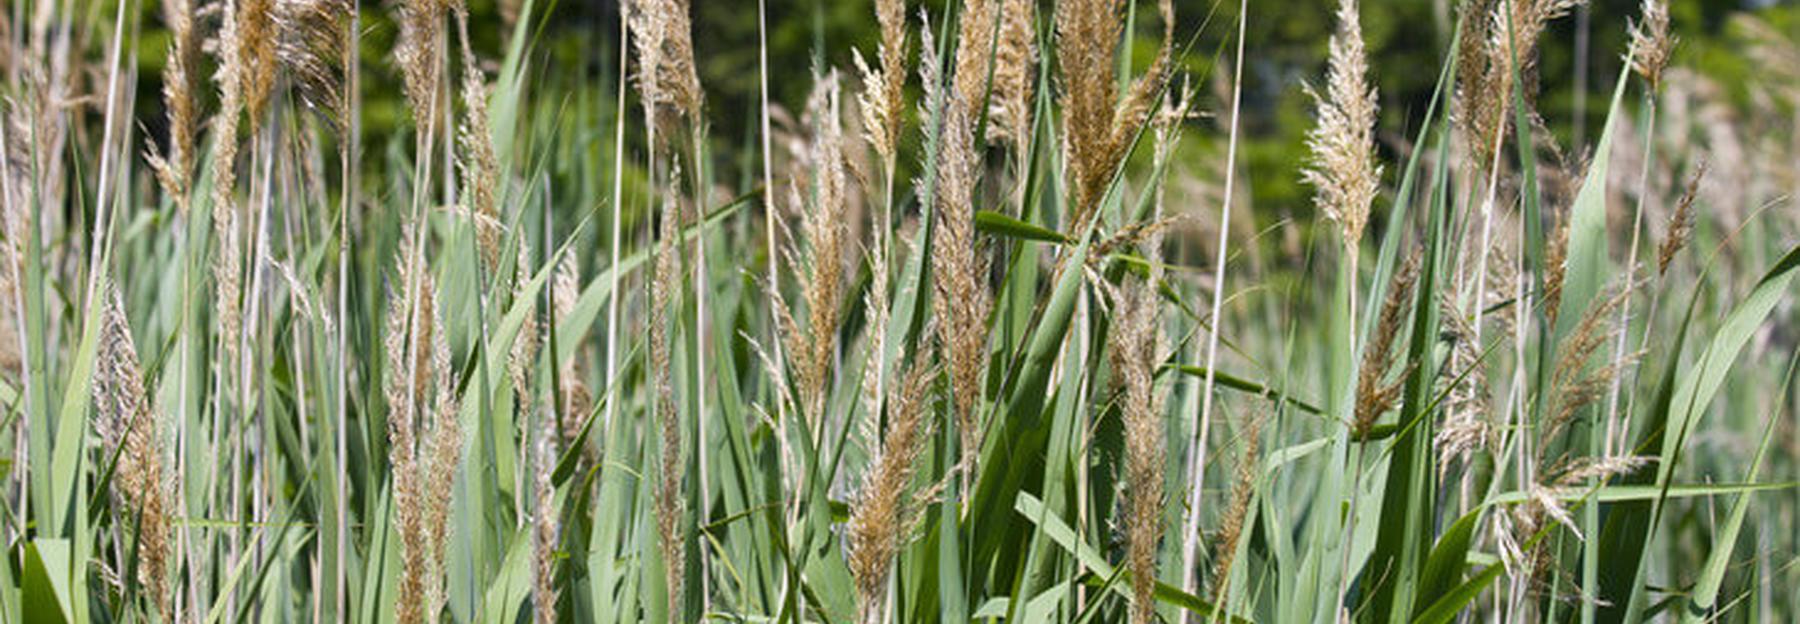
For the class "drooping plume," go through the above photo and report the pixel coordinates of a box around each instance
[274,0,354,129]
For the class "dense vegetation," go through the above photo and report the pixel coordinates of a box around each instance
[1,0,1796,622]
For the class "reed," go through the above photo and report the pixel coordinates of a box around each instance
[94,283,171,619]
[929,88,990,479]
[845,361,936,624]
[1055,0,1173,230]
[650,171,686,622]
[4,2,1795,623]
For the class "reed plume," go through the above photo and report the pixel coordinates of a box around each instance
[210,0,259,373]
[0,111,31,376]
[1211,405,1264,608]
[1629,0,1674,93]
[552,254,593,447]
[147,0,200,216]
[1456,0,1584,166]
[509,243,541,409]
[1544,213,1570,327]
[1302,0,1380,249]
[854,0,907,161]
[846,361,937,624]
[236,0,279,124]
[856,220,892,462]
[778,74,849,426]
[275,0,353,130]
[649,172,686,622]
[393,0,446,134]
[1108,227,1167,623]
[987,0,1037,153]
[1056,0,1174,230]
[1546,283,1635,444]
[94,284,171,619]
[454,3,505,269]
[1353,251,1420,438]
[384,226,461,624]
[1658,160,1705,276]
[421,293,461,621]
[628,0,704,129]
[952,0,997,112]
[531,408,560,623]
[1434,295,1494,477]
[930,91,991,475]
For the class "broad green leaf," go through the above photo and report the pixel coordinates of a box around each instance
[20,540,71,624]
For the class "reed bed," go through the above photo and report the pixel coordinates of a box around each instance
[0,0,1795,622]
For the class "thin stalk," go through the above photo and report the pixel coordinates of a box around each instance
[1603,102,1656,455]
[689,123,712,620]
[335,11,361,615]
[83,0,129,306]
[758,0,795,551]
[1467,94,1510,360]
[605,13,628,439]
[1184,0,1248,614]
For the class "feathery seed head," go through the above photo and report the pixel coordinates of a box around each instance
[1543,214,1571,328]
[780,74,851,425]
[94,284,171,619]
[1302,0,1381,249]
[1629,0,1675,92]
[1456,0,1586,166]
[1057,0,1175,230]
[1211,405,1265,609]
[1353,251,1420,437]
[508,244,541,408]
[952,0,998,115]
[551,255,594,446]
[930,91,992,468]
[384,225,460,624]
[847,361,937,624]
[531,409,560,624]
[393,0,446,134]
[1658,159,1705,276]
[649,168,687,622]
[453,6,505,270]
[1434,295,1494,477]
[987,0,1038,151]
[236,0,279,123]
[629,0,704,131]
[1108,268,1164,623]
[1546,283,1634,443]
[148,0,203,214]
[855,0,908,161]
[275,0,354,128]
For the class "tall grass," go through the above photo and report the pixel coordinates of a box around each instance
[0,0,1795,622]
